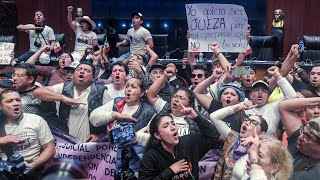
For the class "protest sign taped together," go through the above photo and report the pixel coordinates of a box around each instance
[0,42,14,64]
[186,4,248,53]
[53,131,117,180]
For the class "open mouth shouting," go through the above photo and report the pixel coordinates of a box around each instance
[13,107,20,114]
[226,99,231,106]
[78,74,84,81]
[240,124,248,134]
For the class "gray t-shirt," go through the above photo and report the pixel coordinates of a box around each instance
[0,113,53,161]
[126,26,152,54]
[26,24,55,52]
[288,129,320,179]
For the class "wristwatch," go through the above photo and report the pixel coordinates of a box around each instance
[250,158,262,165]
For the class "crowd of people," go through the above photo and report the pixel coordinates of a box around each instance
[0,7,320,180]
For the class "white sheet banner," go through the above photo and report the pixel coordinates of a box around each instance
[186,4,248,53]
[0,42,14,64]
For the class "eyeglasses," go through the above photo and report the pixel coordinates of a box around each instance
[172,95,187,101]
[243,117,260,126]
[191,74,203,79]
[59,54,71,59]
[12,74,28,78]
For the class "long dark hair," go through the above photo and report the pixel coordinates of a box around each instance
[145,113,189,161]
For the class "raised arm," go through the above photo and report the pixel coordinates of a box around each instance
[67,6,77,32]
[16,24,42,31]
[210,42,230,72]
[26,45,50,64]
[144,45,158,67]
[193,69,223,111]
[279,97,320,136]
[268,66,296,99]
[147,67,174,105]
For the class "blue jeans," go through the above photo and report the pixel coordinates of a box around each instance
[114,52,132,64]
[18,51,35,63]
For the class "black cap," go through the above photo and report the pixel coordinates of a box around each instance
[131,12,144,20]
[0,71,13,78]
[0,80,14,89]
[149,63,165,73]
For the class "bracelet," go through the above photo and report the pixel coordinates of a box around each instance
[216,52,221,57]
[250,158,262,165]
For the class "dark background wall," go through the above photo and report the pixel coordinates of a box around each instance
[2,0,320,58]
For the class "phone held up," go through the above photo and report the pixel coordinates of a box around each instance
[109,123,135,145]
[231,66,251,76]
[298,38,305,54]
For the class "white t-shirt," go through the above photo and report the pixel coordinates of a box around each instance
[52,83,112,142]
[127,26,152,54]
[105,83,125,99]
[0,113,53,161]
[74,27,97,55]
[26,24,55,52]
[154,98,190,136]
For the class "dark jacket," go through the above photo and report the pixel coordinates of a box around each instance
[58,81,107,134]
[139,114,219,180]
[112,97,156,131]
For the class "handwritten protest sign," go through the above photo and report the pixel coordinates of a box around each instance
[186,4,248,53]
[0,42,14,64]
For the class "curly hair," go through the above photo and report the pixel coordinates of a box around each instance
[262,138,293,180]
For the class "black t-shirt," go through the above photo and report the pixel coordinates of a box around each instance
[208,100,242,132]
[307,85,320,97]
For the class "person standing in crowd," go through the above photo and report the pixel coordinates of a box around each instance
[0,89,55,169]
[104,62,128,98]
[279,97,320,179]
[139,109,219,180]
[17,10,55,62]
[308,64,320,97]
[209,101,269,179]
[67,6,98,59]
[26,45,74,86]
[166,62,188,90]
[115,12,153,63]
[245,134,293,180]
[33,61,112,142]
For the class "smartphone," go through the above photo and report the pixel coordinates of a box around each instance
[232,66,251,76]
[109,123,135,145]
[298,38,305,54]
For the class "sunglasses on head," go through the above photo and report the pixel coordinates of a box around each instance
[191,74,203,78]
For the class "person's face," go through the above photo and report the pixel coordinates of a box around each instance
[305,105,320,120]
[80,21,90,31]
[250,86,269,107]
[297,126,319,151]
[241,68,256,89]
[132,15,143,26]
[154,116,179,147]
[66,70,75,81]
[240,115,263,138]
[220,88,240,107]
[111,65,127,86]
[149,68,164,82]
[171,90,190,116]
[74,64,94,85]
[12,68,33,92]
[34,11,44,24]
[58,53,73,69]
[191,69,206,87]
[246,24,251,40]
[211,60,222,71]
[0,91,22,120]
[166,63,177,75]
[125,78,144,106]
[310,66,320,88]
[246,142,279,176]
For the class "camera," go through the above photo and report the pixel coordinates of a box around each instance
[34,40,42,48]
[298,38,305,54]
[0,154,32,180]
[110,122,135,145]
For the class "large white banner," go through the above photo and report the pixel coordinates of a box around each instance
[186,4,248,53]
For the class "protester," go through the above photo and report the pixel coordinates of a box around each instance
[139,109,219,180]
[209,101,268,179]
[0,89,55,169]
[17,11,55,62]
[104,62,128,98]
[67,6,98,59]
[308,64,320,97]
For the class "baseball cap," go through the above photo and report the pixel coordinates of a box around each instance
[307,117,320,141]
[217,83,246,102]
[251,80,269,92]
[131,12,144,19]
[149,63,165,73]
[0,80,14,89]
[0,71,13,78]
[63,62,80,72]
